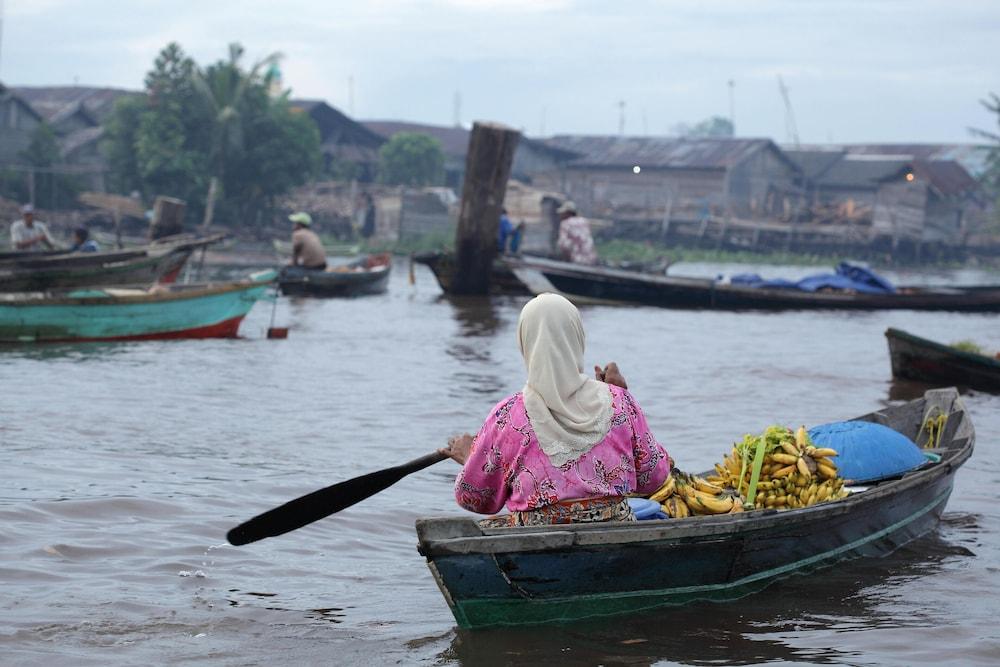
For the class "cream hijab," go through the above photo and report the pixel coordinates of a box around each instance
[517,293,613,467]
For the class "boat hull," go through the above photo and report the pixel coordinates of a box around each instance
[0,276,272,343]
[886,327,1000,392]
[417,389,973,629]
[278,255,391,297]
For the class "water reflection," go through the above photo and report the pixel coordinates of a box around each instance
[0,340,136,362]
[887,379,972,403]
[438,530,975,666]
[444,296,513,398]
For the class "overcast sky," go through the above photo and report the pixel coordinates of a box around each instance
[3,0,998,143]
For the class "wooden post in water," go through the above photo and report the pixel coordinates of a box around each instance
[451,122,520,295]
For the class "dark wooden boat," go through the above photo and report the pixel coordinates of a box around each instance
[413,251,673,297]
[278,253,391,297]
[504,256,1000,311]
[417,388,973,629]
[886,327,1000,392]
[0,234,224,292]
[412,251,530,295]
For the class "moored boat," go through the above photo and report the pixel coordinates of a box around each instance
[0,234,225,292]
[886,327,1000,393]
[0,269,275,343]
[278,253,391,297]
[416,388,973,629]
[505,256,1000,311]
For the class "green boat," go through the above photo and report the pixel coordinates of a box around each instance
[0,270,275,343]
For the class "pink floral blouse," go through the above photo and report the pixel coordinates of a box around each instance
[454,385,671,514]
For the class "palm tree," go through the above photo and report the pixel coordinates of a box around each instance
[192,43,282,229]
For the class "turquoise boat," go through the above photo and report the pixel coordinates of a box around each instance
[0,270,275,343]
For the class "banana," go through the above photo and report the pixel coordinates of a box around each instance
[729,501,745,513]
[692,476,724,495]
[771,452,799,465]
[648,475,677,502]
[816,483,832,502]
[795,425,808,448]
[695,494,735,514]
[816,461,838,479]
[773,464,796,478]
[796,456,812,479]
[810,448,839,458]
[780,441,800,457]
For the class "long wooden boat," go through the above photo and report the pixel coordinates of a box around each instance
[413,251,531,295]
[417,387,973,629]
[504,256,1000,311]
[0,234,225,292]
[0,270,275,343]
[886,327,1000,392]
[278,254,391,297]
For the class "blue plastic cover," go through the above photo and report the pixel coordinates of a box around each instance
[728,262,895,295]
[628,498,667,520]
[807,420,926,484]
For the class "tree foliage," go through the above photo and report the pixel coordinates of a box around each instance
[103,42,320,229]
[378,133,445,186]
[972,92,1000,226]
[673,116,735,138]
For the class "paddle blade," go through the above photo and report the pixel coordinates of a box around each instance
[227,451,447,546]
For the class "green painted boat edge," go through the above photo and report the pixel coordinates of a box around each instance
[450,487,952,629]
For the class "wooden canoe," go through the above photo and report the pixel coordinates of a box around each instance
[0,270,275,343]
[504,256,1000,311]
[278,254,391,297]
[416,388,973,629]
[886,327,1000,393]
[0,234,225,292]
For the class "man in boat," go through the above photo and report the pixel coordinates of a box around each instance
[70,227,100,253]
[556,201,597,265]
[10,204,57,251]
[497,207,524,255]
[288,211,327,271]
[438,293,670,527]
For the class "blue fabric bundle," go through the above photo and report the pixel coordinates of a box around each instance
[808,420,926,484]
[628,498,668,520]
[728,262,895,295]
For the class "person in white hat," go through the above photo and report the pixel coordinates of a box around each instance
[555,200,597,265]
[288,211,327,270]
[10,204,57,251]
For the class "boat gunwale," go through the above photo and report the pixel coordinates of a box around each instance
[0,277,273,307]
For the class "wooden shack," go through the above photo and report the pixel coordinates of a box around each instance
[291,100,386,181]
[536,136,803,222]
[873,160,985,246]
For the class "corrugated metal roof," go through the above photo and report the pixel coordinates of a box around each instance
[793,142,990,178]
[12,86,139,123]
[291,99,385,148]
[885,159,980,197]
[544,135,785,170]
[363,121,471,157]
[784,149,846,180]
[815,155,912,189]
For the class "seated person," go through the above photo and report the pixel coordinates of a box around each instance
[10,204,57,251]
[70,227,100,253]
[288,212,327,270]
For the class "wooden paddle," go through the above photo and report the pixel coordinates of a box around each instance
[226,450,449,546]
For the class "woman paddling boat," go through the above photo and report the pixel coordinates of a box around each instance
[438,293,673,527]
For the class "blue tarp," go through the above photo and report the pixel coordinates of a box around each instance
[730,262,896,295]
[808,420,927,484]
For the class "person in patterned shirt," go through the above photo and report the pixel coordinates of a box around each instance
[555,200,597,265]
[438,293,671,527]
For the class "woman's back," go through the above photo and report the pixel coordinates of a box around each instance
[455,384,670,516]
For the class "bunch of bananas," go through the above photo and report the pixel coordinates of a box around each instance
[646,425,850,518]
[647,470,743,518]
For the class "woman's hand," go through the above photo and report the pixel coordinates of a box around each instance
[438,433,474,465]
[594,362,628,389]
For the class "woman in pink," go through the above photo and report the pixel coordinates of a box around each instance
[439,293,672,527]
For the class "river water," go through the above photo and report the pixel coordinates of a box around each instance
[2,260,999,666]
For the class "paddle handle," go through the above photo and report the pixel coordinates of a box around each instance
[396,450,450,475]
